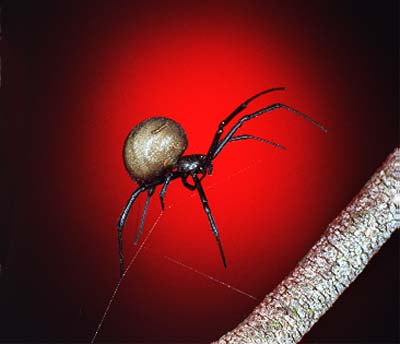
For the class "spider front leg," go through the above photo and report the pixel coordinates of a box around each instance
[191,172,227,268]
[205,87,286,164]
[212,134,286,159]
[212,103,327,159]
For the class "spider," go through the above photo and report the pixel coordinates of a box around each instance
[117,87,327,277]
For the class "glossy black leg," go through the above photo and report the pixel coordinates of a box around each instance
[191,172,227,268]
[159,173,174,211]
[212,134,285,159]
[134,186,155,244]
[117,185,147,277]
[205,87,286,163]
[213,103,327,158]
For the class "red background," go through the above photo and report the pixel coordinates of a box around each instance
[2,1,398,343]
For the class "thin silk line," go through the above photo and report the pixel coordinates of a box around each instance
[142,246,259,301]
[203,159,263,192]
[90,212,164,344]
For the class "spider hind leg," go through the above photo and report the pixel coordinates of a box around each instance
[117,184,147,277]
[134,186,155,244]
[117,177,165,278]
[159,173,173,211]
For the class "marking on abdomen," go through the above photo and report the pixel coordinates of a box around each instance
[152,122,168,134]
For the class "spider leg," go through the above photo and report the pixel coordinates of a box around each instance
[191,172,227,268]
[159,173,173,211]
[229,134,285,148]
[211,134,285,159]
[205,87,286,164]
[134,186,156,244]
[182,175,197,190]
[117,178,166,277]
[159,171,181,210]
[212,103,327,159]
[117,184,147,277]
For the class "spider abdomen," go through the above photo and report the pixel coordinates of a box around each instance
[123,117,188,181]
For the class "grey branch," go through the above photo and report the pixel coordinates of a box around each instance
[214,148,400,344]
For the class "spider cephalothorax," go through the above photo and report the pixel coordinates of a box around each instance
[117,87,327,277]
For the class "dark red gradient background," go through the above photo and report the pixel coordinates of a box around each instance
[1,1,398,343]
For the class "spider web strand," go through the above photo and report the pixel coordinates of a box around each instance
[158,251,259,301]
[90,212,164,344]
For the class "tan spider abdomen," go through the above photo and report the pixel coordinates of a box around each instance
[123,117,188,182]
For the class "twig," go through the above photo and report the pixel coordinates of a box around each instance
[214,148,400,343]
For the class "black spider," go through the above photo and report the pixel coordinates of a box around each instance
[117,87,327,277]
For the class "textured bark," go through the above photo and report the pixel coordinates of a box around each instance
[214,148,400,344]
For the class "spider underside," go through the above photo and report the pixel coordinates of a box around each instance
[117,87,327,277]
